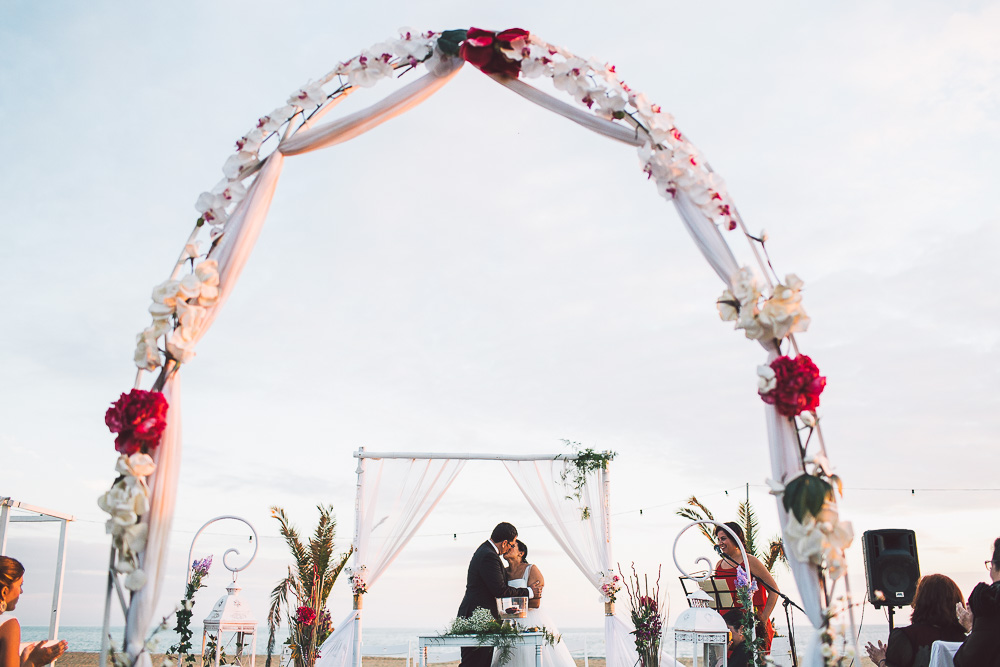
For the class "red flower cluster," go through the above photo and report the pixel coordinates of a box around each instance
[296,605,316,626]
[105,389,169,455]
[459,27,529,77]
[760,355,826,417]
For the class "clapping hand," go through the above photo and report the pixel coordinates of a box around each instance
[865,639,886,666]
[956,601,973,632]
[23,639,68,667]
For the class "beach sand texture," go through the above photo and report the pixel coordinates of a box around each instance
[56,656,876,667]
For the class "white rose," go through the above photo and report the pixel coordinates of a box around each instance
[114,559,135,574]
[134,334,161,371]
[175,300,208,341]
[177,274,202,300]
[730,267,759,306]
[757,365,777,393]
[194,260,220,286]
[122,523,149,553]
[127,453,157,477]
[197,284,219,307]
[716,289,739,321]
[148,301,174,322]
[166,329,197,364]
[151,280,180,307]
[124,569,148,591]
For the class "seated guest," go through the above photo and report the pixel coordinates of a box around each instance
[0,556,68,667]
[864,574,966,667]
[954,537,1000,667]
[718,609,751,667]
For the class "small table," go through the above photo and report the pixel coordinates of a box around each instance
[417,632,545,667]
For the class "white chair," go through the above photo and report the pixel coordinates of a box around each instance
[929,640,963,667]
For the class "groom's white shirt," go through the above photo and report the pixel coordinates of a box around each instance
[489,539,533,598]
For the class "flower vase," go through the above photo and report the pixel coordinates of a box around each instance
[638,647,658,667]
[604,601,614,616]
[353,594,363,610]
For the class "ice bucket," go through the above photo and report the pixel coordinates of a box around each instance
[497,596,528,619]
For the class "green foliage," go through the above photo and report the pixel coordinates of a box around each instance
[266,505,352,667]
[559,440,616,519]
[782,475,833,522]
[445,608,558,667]
[437,30,468,56]
[170,559,211,667]
[733,581,767,667]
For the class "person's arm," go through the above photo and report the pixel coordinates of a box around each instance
[526,565,544,608]
[748,555,779,621]
[1,618,22,667]
[482,552,530,599]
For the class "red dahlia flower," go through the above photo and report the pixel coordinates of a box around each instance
[459,27,529,77]
[105,389,169,455]
[296,605,317,626]
[759,354,826,417]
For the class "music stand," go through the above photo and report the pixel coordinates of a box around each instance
[679,576,737,610]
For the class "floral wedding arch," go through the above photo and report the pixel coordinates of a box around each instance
[98,27,857,667]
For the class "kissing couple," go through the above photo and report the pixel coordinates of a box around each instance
[457,522,577,667]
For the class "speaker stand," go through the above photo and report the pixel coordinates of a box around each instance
[887,605,896,631]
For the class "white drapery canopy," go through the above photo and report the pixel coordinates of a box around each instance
[115,42,848,667]
[316,451,651,667]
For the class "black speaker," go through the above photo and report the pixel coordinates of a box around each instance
[863,529,920,607]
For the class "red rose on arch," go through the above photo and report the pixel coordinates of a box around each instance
[296,605,317,626]
[759,354,826,417]
[459,27,529,77]
[104,389,169,455]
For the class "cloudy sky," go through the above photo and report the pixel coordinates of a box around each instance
[1,0,998,642]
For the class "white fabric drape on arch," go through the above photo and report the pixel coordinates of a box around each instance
[668,186,826,665]
[316,458,466,667]
[124,60,465,667]
[125,43,835,667]
[503,461,678,667]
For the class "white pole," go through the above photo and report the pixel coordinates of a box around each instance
[583,637,589,667]
[352,447,366,667]
[0,500,10,554]
[49,518,69,643]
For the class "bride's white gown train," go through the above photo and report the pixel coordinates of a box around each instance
[490,565,578,667]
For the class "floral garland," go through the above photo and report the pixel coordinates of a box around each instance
[597,570,622,603]
[113,25,854,655]
[558,441,616,520]
[347,565,368,596]
[98,388,170,591]
[445,608,558,667]
[170,556,213,667]
[733,566,766,667]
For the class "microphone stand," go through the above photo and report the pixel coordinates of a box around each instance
[717,550,803,667]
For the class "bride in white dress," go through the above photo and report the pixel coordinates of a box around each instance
[491,541,577,667]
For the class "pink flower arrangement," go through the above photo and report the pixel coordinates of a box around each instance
[460,27,529,77]
[105,389,169,455]
[759,354,826,417]
[296,605,316,626]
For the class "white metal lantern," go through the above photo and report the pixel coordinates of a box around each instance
[673,590,729,667]
[202,579,258,667]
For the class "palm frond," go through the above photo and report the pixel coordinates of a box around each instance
[309,505,337,589]
[320,545,354,601]
[272,506,311,584]
[762,537,786,572]
[676,496,716,543]
[738,501,760,558]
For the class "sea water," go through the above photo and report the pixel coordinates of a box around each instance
[21,624,892,659]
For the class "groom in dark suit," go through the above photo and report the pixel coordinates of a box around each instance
[457,522,540,667]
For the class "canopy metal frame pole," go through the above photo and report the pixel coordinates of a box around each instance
[0,497,76,656]
[353,452,581,461]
